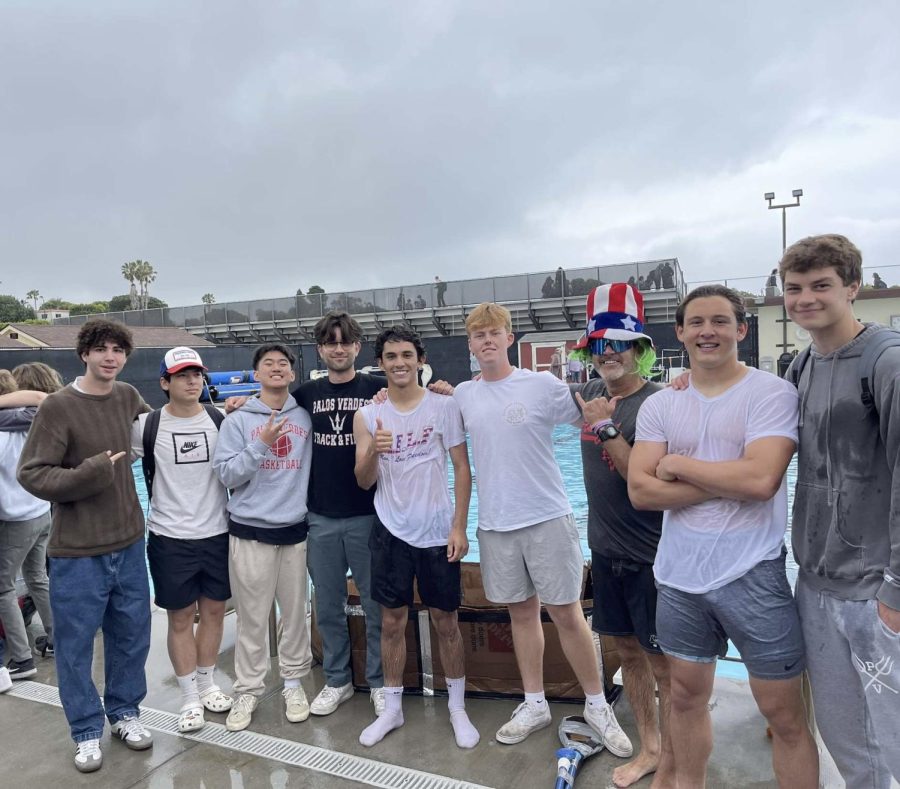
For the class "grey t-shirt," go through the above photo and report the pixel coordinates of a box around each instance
[575,378,663,564]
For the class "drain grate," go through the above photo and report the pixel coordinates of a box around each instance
[7,681,492,789]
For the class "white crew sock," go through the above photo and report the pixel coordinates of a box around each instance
[584,691,607,709]
[195,664,217,695]
[359,686,404,746]
[525,691,547,707]
[177,671,200,709]
[446,677,479,748]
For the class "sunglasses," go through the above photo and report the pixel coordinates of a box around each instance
[589,338,635,355]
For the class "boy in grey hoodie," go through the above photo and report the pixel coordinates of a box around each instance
[781,234,900,787]
[213,343,313,733]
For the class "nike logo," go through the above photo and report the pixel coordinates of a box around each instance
[784,659,801,672]
[179,441,200,454]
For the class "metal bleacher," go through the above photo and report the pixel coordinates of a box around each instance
[54,259,684,343]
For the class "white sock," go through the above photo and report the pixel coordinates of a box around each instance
[284,678,301,690]
[446,676,467,712]
[196,664,217,694]
[359,687,404,747]
[525,691,546,707]
[585,692,607,708]
[177,672,200,709]
[446,677,480,748]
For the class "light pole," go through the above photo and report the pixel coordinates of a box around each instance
[765,189,803,362]
[765,189,803,253]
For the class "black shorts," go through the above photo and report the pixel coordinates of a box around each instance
[591,551,661,654]
[369,517,461,612]
[147,531,231,610]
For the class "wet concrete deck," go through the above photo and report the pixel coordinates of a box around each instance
[1,606,845,788]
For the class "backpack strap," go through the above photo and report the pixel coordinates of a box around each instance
[859,329,900,413]
[141,406,225,501]
[785,345,811,387]
[203,404,226,428]
[141,409,163,501]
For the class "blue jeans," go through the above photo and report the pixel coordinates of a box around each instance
[50,538,151,743]
[307,513,382,688]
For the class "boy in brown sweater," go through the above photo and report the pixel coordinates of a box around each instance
[17,319,153,774]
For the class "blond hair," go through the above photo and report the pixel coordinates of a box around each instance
[12,362,63,394]
[0,369,17,396]
[465,303,512,335]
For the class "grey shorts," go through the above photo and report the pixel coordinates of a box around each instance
[477,514,584,605]
[656,548,806,680]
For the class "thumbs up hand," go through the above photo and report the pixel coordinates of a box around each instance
[374,418,394,454]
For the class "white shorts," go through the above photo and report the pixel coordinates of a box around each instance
[477,514,584,605]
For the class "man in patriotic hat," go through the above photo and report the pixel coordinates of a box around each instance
[572,284,673,788]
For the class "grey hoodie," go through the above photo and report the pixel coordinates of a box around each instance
[213,394,312,529]
[790,323,900,609]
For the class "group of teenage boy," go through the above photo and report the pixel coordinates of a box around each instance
[0,232,897,788]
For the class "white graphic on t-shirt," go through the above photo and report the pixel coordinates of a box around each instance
[329,413,347,433]
[172,431,210,464]
[853,653,897,695]
[504,402,527,425]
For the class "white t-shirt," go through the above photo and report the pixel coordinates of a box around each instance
[359,390,466,548]
[131,408,229,540]
[635,367,799,593]
[454,367,579,532]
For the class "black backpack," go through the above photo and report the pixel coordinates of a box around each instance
[786,328,900,415]
[141,405,225,500]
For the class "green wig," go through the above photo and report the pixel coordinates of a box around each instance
[570,339,657,379]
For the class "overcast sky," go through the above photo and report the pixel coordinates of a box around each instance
[2,1,898,308]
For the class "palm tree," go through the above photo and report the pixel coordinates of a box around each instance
[132,260,157,310]
[121,261,140,309]
[201,293,215,305]
[26,289,41,310]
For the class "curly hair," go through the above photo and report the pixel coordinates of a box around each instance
[75,319,134,358]
[374,326,426,361]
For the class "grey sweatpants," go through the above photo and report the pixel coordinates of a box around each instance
[797,578,900,789]
[0,512,53,662]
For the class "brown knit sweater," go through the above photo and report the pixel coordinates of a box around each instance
[17,382,149,557]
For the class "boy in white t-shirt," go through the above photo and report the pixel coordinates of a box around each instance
[453,303,631,757]
[629,286,817,788]
[353,327,478,750]
[130,348,233,734]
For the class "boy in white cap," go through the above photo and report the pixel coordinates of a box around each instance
[130,347,233,734]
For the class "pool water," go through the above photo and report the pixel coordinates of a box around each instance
[133,424,800,681]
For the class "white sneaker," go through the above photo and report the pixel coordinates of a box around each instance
[110,716,153,750]
[283,685,310,723]
[310,683,354,716]
[370,687,386,716]
[0,667,11,693]
[226,693,258,732]
[495,701,552,744]
[74,738,103,773]
[584,702,633,758]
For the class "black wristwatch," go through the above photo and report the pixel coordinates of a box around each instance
[597,424,621,442]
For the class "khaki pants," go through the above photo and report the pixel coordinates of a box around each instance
[229,536,311,696]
